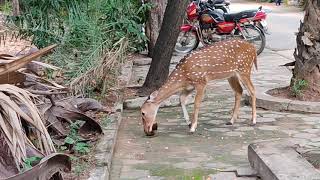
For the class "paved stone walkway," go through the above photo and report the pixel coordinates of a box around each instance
[110,48,320,179]
[109,2,317,179]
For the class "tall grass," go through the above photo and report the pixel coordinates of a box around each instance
[0,0,12,15]
[9,0,151,96]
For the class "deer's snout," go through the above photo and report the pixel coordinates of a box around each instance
[144,123,158,136]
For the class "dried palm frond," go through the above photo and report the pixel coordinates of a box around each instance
[0,84,55,170]
[0,54,61,71]
[0,44,57,76]
[70,37,128,95]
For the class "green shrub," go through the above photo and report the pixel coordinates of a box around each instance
[9,0,152,95]
[0,0,12,15]
[291,79,308,97]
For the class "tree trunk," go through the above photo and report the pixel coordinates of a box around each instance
[139,0,189,95]
[291,0,320,99]
[12,0,20,16]
[145,0,167,57]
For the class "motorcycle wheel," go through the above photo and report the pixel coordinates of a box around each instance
[174,30,199,54]
[235,25,266,55]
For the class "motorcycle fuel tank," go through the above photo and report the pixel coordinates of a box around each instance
[187,2,198,21]
[200,14,215,24]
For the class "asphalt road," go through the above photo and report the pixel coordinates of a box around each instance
[230,1,304,51]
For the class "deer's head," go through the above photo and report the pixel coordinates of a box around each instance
[140,91,159,136]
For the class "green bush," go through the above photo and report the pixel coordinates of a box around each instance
[0,0,12,15]
[9,0,151,95]
[291,79,308,97]
[13,0,150,50]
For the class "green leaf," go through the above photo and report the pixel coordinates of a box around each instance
[60,146,68,151]
[74,142,90,154]
[22,156,42,171]
[64,136,76,144]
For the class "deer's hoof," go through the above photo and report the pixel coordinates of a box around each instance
[250,122,256,126]
[226,122,233,125]
[189,127,196,133]
[188,123,192,128]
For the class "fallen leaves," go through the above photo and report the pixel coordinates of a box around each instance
[0,45,112,179]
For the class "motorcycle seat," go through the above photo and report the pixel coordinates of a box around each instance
[211,0,225,4]
[223,10,257,22]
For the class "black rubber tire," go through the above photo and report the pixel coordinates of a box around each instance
[255,21,267,36]
[174,30,200,54]
[235,25,266,55]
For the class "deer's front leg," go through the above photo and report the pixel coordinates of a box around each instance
[180,88,194,127]
[190,84,206,133]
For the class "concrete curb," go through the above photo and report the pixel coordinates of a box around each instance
[88,111,122,180]
[133,54,184,66]
[88,60,133,180]
[248,141,320,180]
[244,86,320,114]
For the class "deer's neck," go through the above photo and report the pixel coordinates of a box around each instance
[152,80,184,105]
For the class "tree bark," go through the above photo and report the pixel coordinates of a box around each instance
[291,0,320,98]
[145,0,167,57]
[139,0,189,95]
[12,0,20,16]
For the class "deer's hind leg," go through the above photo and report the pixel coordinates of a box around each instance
[238,74,257,126]
[180,86,194,127]
[226,76,243,125]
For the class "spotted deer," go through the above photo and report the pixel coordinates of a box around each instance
[141,39,257,136]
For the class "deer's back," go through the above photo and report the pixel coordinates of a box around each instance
[173,39,257,83]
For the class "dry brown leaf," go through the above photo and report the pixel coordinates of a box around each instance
[0,72,26,85]
[52,102,103,138]
[68,98,108,112]
[6,153,71,180]
[0,44,57,76]
[23,72,66,89]
[0,84,55,171]
[44,107,69,137]
[0,130,19,178]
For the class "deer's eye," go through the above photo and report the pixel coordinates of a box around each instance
[141,112,145,116]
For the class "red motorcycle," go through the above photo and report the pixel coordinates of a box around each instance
[175,0,267,55]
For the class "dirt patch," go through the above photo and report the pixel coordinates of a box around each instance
[267,86,320,102]
[301,151,320,170]
[0,16,33,55]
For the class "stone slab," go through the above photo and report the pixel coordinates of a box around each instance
[209,172,237,180]
[248,141,320,180]
[118,60,133,87]
[236,167,258,177]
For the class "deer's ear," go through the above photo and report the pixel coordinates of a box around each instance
[147,91,158,102]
